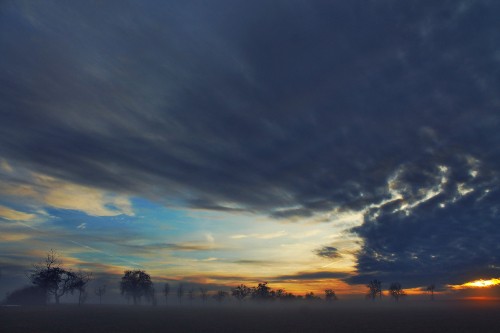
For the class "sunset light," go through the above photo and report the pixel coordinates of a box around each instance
[450,278,500,289]
[1,1,500,332]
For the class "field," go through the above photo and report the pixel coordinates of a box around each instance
[1,301,500,333]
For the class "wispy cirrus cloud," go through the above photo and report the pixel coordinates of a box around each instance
[230,231,287,240]
[0,205,36,221]
[0,164,134,217]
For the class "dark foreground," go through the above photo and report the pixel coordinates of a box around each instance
[1,301,500,333]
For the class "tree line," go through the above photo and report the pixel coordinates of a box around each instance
[2,251,437,305]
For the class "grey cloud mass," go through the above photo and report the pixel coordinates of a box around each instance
[314,246,341,259]
[1,1,500,286]
[273,271,350,281]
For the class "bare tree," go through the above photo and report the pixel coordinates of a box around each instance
[29,250,81,304]
[324,289,338,302]
[119,270,154,305]
[426,284,435,301]
[199,287,208,303]
[231,284,251,303]
[163,283,170,305]
[94,285,106,304]
[388,282,406,302]
[366,279,382,301]
[177,283,184,305]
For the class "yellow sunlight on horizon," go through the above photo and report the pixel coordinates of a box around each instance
[450,278,500,289]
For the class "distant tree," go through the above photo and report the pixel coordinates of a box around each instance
[305,292,320,301]
[163,283,170,305]
[388,282,406,302]
[188,288,195,304]
[177,283,184,304]
[231,284,251,302]
[275,288,286,298]
[4,286,47,305]
[324,289,338,302]
[213,290,228,303]
[29,250,82,304]
[251,282,273,300]
[119,270,154,305]
[94,285,106,304]
[199,287,208,303]
[72,271,92,305]
[366,279,382,301]
[426,284,435,301]
[276,289,296,301]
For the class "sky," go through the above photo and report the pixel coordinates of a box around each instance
[1,0,500,301]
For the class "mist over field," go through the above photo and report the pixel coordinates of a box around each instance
[2,301,500,333]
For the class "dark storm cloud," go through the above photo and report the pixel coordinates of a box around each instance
[2,1,500,285]
[346,158,500,288]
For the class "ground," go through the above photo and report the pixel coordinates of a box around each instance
[1,301,499,333]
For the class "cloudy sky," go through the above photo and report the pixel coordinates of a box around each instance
[1,0,500,300]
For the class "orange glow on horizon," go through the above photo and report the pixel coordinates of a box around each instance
[460,296,500,301]
[449,278,500,289]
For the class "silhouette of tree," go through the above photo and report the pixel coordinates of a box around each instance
[163,283,170,305]
[72,271,92,305]
[275,288,286,298]
[275,288,295,301]
[426,284,435,301]
[305,292,320,301]
[276,289,296,301]
[177,283,184,304]
[119,270,154,305]
[251,282,273,300]
[231,284,251,302]
[94,285,106,304]
[324,289,338,302]
[366,279,382,301]
[29,250,83,304]
[187,288,195,304]
[199,287,208,303]
[388,282,406,302]
[213,290,228,303]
